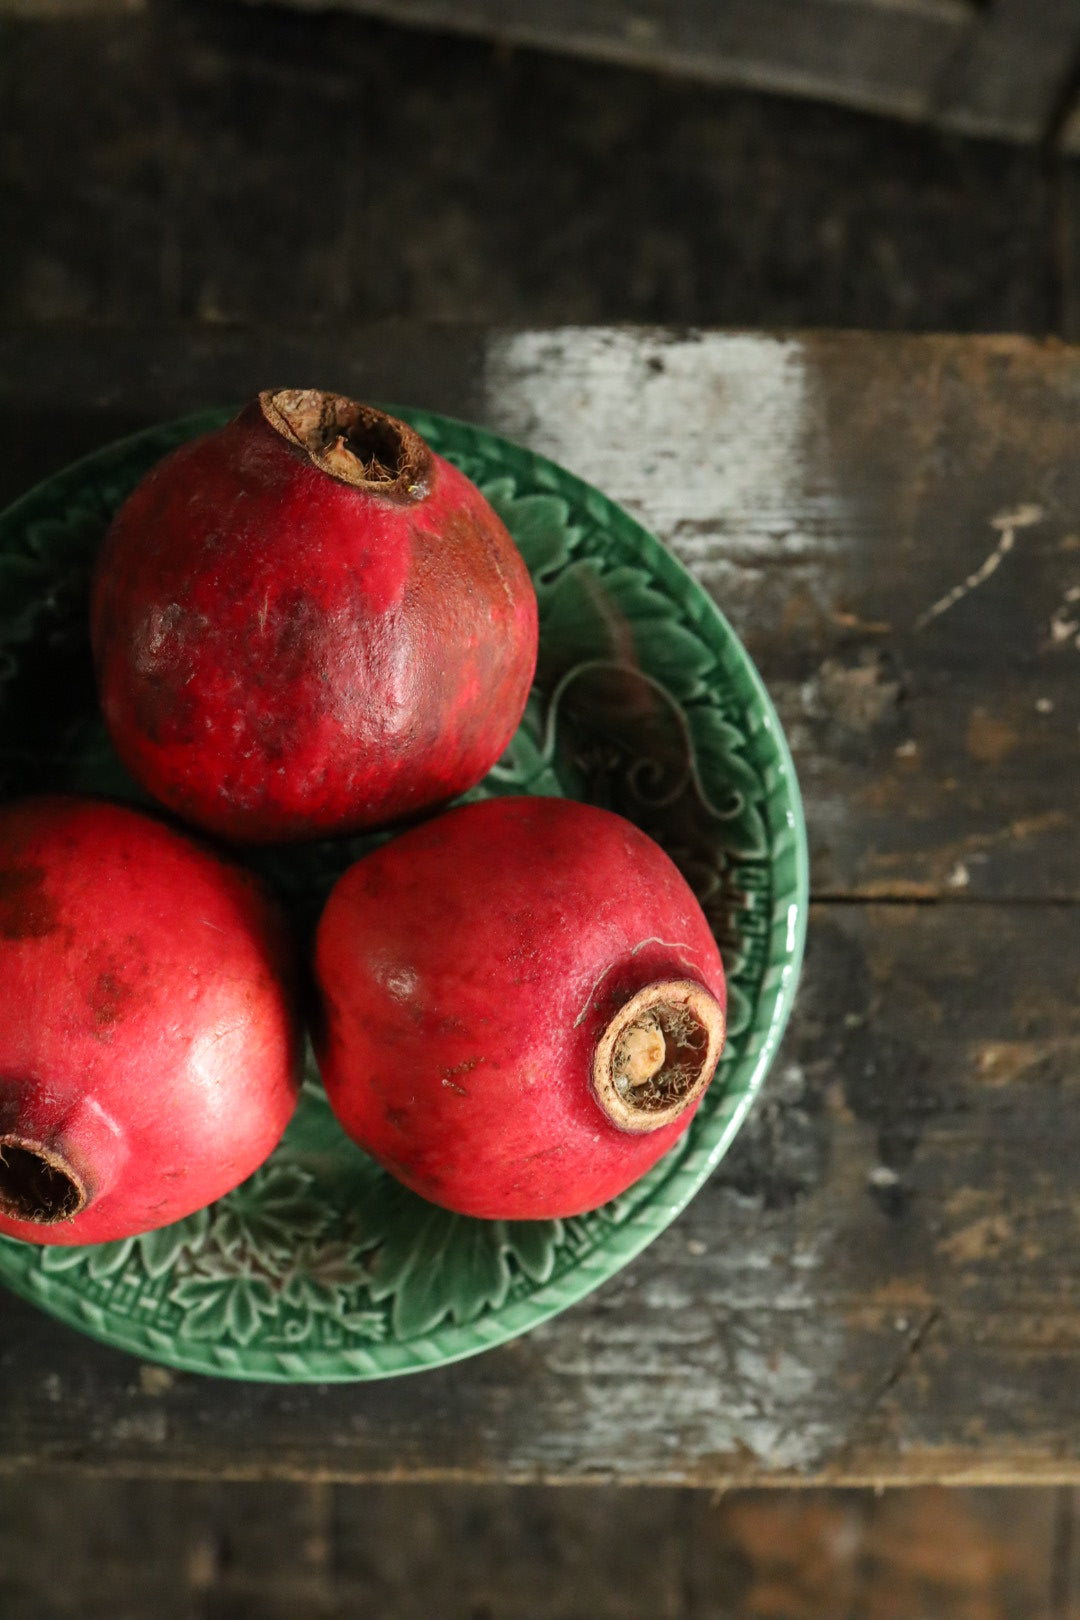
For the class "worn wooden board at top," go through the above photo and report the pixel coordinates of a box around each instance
[1,325,1079,1484]
[1,326,1078,902]
[229,0,1080,145]
[1,900,1079,1485]
[240,0,975,126]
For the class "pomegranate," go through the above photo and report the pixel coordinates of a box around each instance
[313,796,727,1219]
[91,390,538,843]
[0,797,301,1246]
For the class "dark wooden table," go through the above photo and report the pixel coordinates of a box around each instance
[0,325,1077,1486]
[261,0,1080,146]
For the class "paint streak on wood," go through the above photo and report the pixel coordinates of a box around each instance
[914,503,1042,630]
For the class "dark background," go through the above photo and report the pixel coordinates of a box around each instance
[2,2,1078,1616]
[0,0,1072,336]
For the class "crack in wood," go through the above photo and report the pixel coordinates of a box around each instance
[874,1307,942,1406]
[825,1307,944,1475]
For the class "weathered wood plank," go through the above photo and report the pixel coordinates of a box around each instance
[0,10,1056,331]
[4,326,1076,902]
[934,0,1080,142]
[229,0,979,130]
[13,0,1079,151]
[0,1475,1065,1620]
[227,0,1080,148]
[0,901,1078,1485]
[686,1487,1063,1620]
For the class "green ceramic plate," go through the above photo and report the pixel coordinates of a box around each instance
[0,406,807,1380]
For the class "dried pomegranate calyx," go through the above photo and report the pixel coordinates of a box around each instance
[0,1133,87,1223]
[260,389,432,499]
[592,978,725,1134]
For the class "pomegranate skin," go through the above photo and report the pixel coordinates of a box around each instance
[314,797,727,1219]
[91,393,538,843]
[0,797,302,1246]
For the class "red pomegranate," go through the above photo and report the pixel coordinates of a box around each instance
[91,390,538,843]
[0,797,301,1246]
[313,796,727,1219]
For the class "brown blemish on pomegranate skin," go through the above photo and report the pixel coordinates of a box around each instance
[267,590,325,685]
[91,970,135,1035]
[441,1056,480,1097]
[0,865,59,940]
[123,600,203,747]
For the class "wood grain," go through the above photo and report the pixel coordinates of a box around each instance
[0,1476,1065,1619]
[223,0,1080,145]
[0,325,1078,1484]
[9,0,1080,153]
[0,13,1056,333]
[225,0,983,131]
